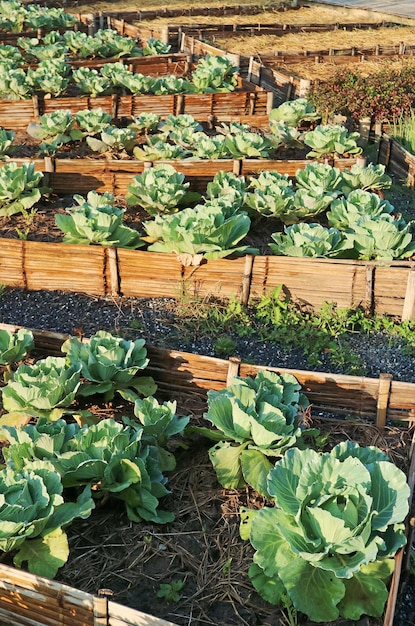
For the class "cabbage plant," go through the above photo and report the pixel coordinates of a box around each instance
[26,60,69,98]
[303,124,363,159]
[0,128,16,158]
[27,109,75,155]
[126,164,194,216]
[327,189,395,230]
[282,188,334,224]
[240,442,410,622]
[269,98,320,127]
[0,461,94,578]
[74,108,112,138]
[72,67,111,97]
[0,162,46,217]
[201,370,311,496]
[55,195,144,249]
[342,216,415,260]
[224,130,273,158]
[1,356,82,420]
[340,163,392,196]
[143,203,258,260]
[295,161,343,196]
[61,330,156,401]
[0,327,34,381]
[269,223,346,258]
[142,37,171,56]
[190,55,238,93]
[86,125,136,155]
[205,171,247,212]
[0,65,30,99]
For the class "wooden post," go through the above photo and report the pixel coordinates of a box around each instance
[376,373,392,430]
[402,266,415,321]
[227,356,241,385]
[106,247,120,297]
[364,263,375,315]
[93,593,108,626]
[240,255,254,305]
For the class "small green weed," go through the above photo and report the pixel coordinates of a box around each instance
[213,335,237,357]
[157,580,185,603]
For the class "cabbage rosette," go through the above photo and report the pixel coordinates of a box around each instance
[1,355,81,419]
[0,460,94,577]
[62,330,156,401]
[203,370,312,496]
[241,441,410,622]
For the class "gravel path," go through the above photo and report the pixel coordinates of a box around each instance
[1,286,415,382]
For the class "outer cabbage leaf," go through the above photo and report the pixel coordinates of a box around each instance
[242,443,409,622]
[203,370,310,495]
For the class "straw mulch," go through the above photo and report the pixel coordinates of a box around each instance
[216,25,415,56]
[55,392,413,626]
[132,5,395,27]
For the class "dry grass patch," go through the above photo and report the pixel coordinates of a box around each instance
[215,24,415,56]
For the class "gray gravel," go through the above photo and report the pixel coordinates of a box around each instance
[1,286,415,382]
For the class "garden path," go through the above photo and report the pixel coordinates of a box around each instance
[311,0,415,19]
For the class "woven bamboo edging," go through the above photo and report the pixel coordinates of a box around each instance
[0,88,272,131]
[0,563,177,626]
[106,18,400,51]
[377,133,415,188]
[5,155,359,194]
[0,322,413,626]
[1,240,415,320]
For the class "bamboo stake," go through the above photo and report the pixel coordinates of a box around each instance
[376,373,393,430]
[227,356,241,385]
[240,254,254,305]
[402,266,415,321]
[106,247,119,297]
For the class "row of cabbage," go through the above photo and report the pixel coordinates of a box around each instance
[1,53,238,99]
[0,0,77,33]
[2,29,172,65]
[11,104,359,160]
[0,325,410,624]
[3,154,412,261]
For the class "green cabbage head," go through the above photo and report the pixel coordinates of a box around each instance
[0,460,94,578]
[1,356,81,419]
[203,370,312,496]
[62,330,156,401]
[241,442,410,622]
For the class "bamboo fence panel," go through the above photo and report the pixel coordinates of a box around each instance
[249,256,370,309]
[0,240,26,288]
[0,563,177,626]
[22,241,108,295]
[115,250,184,298]
[377,134,415,187]
[1,156,361,195]
[0,89,271,131]
[1,239,415,318]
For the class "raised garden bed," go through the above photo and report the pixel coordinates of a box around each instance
[377,133,415,188]
[0,88,272,131]
[0,323,413,626]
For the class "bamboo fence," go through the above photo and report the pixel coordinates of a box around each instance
[0,322,413,625]
[3,155,360,194]
[377,133,415,188]
[0,88,272,131]
[1,240,415,319]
